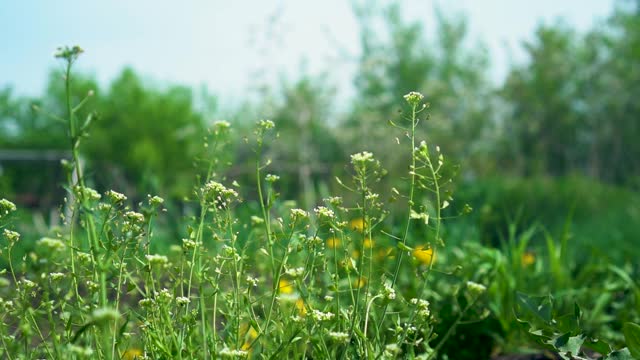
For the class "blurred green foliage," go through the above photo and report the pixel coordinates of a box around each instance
[0,1,638,231]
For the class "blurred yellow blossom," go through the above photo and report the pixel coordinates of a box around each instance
[363,238,374,249]
[295,298,307,316]
[353,277,367,289]
[350,218,365,232]
[522,252,535,267]
[122,348,143,360]
[241,324,259,351]
[413,245,435,265]
[326,237,341,249]
[278,279,294,294]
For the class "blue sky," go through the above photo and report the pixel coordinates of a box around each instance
[0,1,615,105]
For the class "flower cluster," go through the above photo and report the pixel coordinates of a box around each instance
[202,181,239,208]
[146,254,169,267]
[403,91,424,106]
[467,281,487,298]
[3,229,20,244]
[0,198,17,217]
[311,309,335,322]
[290,208,308,220]
[410,298,431,318]
[37,237,65,252]
[74,186,101,202]
[314,206,335,220]
[105,190,127,204]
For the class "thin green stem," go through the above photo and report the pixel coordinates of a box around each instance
[378,102,418,332]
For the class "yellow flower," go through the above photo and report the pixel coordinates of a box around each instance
[278,279,294,294]
[123,348,143,360]
[241,324,259,351]
[295,298,307,316]
[412,245,435,265]
[350,218,365,232]
[326,237,341,249]
[353,277,367,289]
[521,252,535,267]
[351,250,360,259]
[363,238,374,249]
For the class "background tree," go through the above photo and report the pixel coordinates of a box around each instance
[85,68,207,199]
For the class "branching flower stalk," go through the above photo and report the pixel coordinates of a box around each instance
[394,140,445,353]
[180,122,231,357]
[254,120,276,278]
[56,46,115,358]
[342,151,381,358]
[378,91,428,330]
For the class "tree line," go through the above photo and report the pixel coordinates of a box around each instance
[1,2,638,209]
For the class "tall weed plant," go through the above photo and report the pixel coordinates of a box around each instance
[0,47,487,359]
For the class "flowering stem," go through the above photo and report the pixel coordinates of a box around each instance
[377,101,419,333]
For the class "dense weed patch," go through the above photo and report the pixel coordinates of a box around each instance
[0,47,639,360]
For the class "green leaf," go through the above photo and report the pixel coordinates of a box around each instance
[516,292,553,324]
[623,322,640,359]
[546,333,586,360]
[583,338,612,356]
[602,348,633,360]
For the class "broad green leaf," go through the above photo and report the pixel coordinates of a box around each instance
[623,322,640,359]
[516,292,553,324]
[583,338,612,356]
[602,348,633,360]
[546,333,586,360]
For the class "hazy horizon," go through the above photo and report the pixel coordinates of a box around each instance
[0,1,616,106]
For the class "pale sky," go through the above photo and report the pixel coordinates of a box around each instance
[0,1,615,105]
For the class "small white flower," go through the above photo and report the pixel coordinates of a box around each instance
[156,288,172,302]
[3,229,20,243]
[350,151,374,164]
[290,208,308,220]
[219,347,248,358]
[37,237,65,251]
[146,254,168,266]
[213,120,231,131]
[182,238,197,249]
[0,198,17,216]
[258,119,275,130]
[125,211,145,223]
[20,279,37,289]
[314,206,335,219]
[148,195,164,207]
[105,190,127,203]
[246,276,259,287]
[49,273,65,281]
[328,331,349,343]
[285,267,305,278]
[403,91,424,106]
[467,281,487,297]
[383,282,396,300]
[265,174,280,182]
[176,296,190,306]
[139,298,154,308]
[311,310,335,321]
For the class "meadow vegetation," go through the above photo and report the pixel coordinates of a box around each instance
[1,2,640,359]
